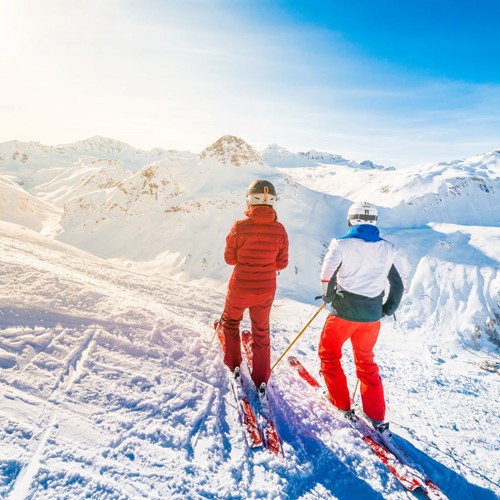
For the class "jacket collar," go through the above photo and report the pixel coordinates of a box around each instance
[245,205,277,223]
[338,224,382,242]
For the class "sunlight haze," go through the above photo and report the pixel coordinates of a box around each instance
[1,0,499,167]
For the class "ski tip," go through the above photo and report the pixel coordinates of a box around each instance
[423,480,448,499]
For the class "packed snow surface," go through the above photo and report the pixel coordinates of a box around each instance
[1,222,498,499]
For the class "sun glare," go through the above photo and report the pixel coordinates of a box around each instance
[0,2,23,61]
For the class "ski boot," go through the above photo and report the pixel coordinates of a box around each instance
[370,419,392,438]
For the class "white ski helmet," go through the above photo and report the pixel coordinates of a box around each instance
[246,179,277,207]
[347,201,378,226]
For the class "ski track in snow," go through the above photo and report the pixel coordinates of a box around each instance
[8,329,99,499]
[0,221,499,499]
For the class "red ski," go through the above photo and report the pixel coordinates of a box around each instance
[289,356,321,388]
[257,388,284,457]
[229,368,263,449]
[241,329,284,457]
[287,356,446,499]
[214,322,263,449]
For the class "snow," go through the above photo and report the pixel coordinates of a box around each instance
[0,176,62,235]
[0,135,499,498]
[260,144,394,170]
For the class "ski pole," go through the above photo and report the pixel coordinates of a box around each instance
[211,314,223,345]
[271,302,326,372]
[352,379,360,400]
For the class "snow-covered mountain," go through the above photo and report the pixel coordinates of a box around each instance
[0,134,499,498]
[277,149,500,226]
[261,143,395,170]
[1,135,499,347]
[7,136,335,298]
[200,135,265,167]
[0,175,61,234]
[0,137,196,190]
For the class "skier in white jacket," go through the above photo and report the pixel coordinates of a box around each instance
[319,202,406,429]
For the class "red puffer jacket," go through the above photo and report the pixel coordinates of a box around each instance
[224,205,289,295]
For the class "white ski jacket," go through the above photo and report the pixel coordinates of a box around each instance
[321,225,406,322]
[321,238,406,298]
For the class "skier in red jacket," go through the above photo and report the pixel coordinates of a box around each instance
[222,179,289,392]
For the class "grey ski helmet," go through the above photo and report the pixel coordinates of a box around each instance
[246,179,277,206]
[347,201,378,226]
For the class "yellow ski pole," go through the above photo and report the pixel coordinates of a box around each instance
[271,302,326,372]
[352,379,360,400]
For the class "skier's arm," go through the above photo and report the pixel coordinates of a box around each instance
[382,264,404,316]
[321,240,342,283]
[320,240,342,302]
[392,253,407,289]
[224,224,238,265]
[276,231,289,271]
[321,267,340,303]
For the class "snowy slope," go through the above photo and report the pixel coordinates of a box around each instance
[31,160,134,207]
[0,176,61,235]
[0,221,498,499]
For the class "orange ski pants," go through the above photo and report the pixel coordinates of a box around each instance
[222,288,274,388]
[319,314,385,422]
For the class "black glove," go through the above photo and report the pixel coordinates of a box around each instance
[382,303,396,317]
[321,279,337,304]
[381,307,397,322]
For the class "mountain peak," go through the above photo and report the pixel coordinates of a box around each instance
[61,136,134,155]
[199,135,264,167]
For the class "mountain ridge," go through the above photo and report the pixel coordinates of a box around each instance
[1,135,396,171]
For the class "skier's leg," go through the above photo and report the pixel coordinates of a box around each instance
[350,321,385,422]
[248,295,274,387]
[318,315,354,411]
[222,289,246,372]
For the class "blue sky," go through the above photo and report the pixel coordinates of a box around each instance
[1,0,499,167]
[274,0,500,83]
